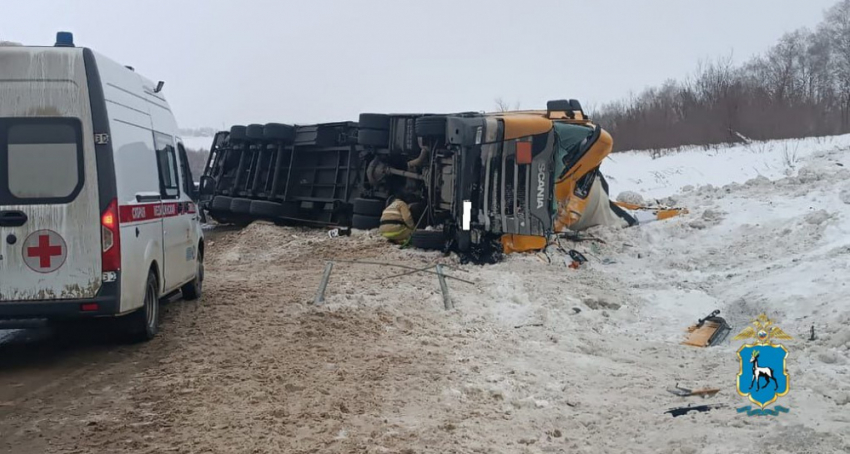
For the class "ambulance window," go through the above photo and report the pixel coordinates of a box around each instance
[1,119,83,204]
[177,143,195,197]
[155,133,179,199]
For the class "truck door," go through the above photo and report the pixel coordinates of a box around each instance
[154,133,191,291]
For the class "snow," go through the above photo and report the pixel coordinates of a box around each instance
[604,134,850,200]
[180,134,215,151]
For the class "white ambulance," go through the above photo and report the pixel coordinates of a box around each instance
[0,33,204,342]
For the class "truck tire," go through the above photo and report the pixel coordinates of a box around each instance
[353,198,385,216]
[411,230,446,250]
[246,124,265,140]
[352,214,380,230]
[415,116,447,137]
[357,129,389,147]
[249,200,285,218]
[229,125,247,141]
[230,197,252,214]
[211,195,233,211]
[358,113,391,130]
[181,248,203,301]
[277,202,301,219]
[264,123,295,143]
[124,271,160,343]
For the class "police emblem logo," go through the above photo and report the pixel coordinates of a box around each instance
[734,314,793,416]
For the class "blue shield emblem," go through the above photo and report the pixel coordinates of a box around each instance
[737,344,789,408]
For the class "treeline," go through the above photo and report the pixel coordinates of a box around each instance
[594,0,850,152]
[179,127,219,138]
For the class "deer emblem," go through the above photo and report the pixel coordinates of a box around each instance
[749,350,778,391]
[734,314,792,413]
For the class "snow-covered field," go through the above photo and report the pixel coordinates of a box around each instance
[181,134,215,151]
[605,134,850,200]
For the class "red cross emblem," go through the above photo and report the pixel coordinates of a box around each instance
[23,230,67,273]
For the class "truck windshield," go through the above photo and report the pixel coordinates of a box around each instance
[553,122,596,179]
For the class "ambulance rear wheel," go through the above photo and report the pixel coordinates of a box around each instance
[181,248,203,301]
[125,271,160,343]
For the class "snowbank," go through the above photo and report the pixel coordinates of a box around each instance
[604,134,850,200]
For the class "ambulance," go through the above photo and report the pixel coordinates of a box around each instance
[0,33,204,341]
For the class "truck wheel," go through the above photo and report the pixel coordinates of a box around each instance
[211,195,233,211]
[415,116,447,137]
[229,125,247,141]
[411,230,446,250]
[358,129,389,147]
[352,214,380,230]
[358,113,391,130]
[181,250,203,301]
[250,200,284,218]
[353,198,385,216]
[230,197,252,214]
[246,124,265,140]
[125,271,160,343]
[264,123,295,143]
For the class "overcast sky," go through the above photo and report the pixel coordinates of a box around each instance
[0,0,840,129]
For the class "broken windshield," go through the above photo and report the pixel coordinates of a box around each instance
[553,122,597,179]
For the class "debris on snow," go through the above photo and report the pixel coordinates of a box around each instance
[617,190,645,206]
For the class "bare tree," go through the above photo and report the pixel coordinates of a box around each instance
[494,97,520,112]
[595,1,850,152]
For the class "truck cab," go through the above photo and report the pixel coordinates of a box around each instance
[356,101,631,251]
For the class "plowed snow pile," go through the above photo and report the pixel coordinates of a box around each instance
[6,136,846,454]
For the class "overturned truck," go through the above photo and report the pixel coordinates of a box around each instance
[199,100,642,253]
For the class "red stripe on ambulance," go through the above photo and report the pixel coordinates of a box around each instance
[118,202,196,224]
